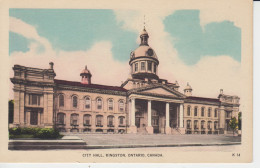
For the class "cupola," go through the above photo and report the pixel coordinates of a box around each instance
[80,65,92,84]
[184,82,192,96]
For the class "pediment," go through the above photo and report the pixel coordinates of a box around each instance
[135,86,185,98]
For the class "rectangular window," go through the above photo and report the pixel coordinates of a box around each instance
[29,94,41,106]
[214,109,218,117]
[141,62,145,71]
[208,108,211,117]
[148,62,152,71]
[154,64,156,73]
[135,63,138,72]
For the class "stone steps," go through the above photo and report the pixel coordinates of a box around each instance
[9,136,87,150]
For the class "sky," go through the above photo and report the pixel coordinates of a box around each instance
[9,9,242,101]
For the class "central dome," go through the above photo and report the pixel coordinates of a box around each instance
[130,46,158,60]
[129,28,159,80]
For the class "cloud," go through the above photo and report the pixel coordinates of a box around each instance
[9,16,53,52]
[9,17,129,99]
[163,10,241,65]
[9,11,245,112]
[113,9,245,112]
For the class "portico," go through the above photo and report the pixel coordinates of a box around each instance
[128,93,185,134]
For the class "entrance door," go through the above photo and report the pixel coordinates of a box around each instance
[30,111,38,125]
[152,110,159,133]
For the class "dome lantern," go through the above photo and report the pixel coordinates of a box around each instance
[140,28,149,46]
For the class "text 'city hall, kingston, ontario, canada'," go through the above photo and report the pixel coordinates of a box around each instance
[10,28,240,135]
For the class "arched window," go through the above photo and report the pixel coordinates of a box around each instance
[96,98,102,110]
[70,113,79,126]
[194,107,198,116]
[59,94,64,107]
[108,99,114,111]
[208,108,212,117]
[85,97,91,109]
[207,121,212,129]
[57,113,65,125]
[201,107,205,117]
[119,100,124,112]
[118,116,125,126]
[194,120,198,129]
[83,114,91,126]
[96,115,103,127]
[107,115,114,127]
[72,96,78,108]
[187,120,191,129]
[214,121,218,129]
[201,120,205,129]
[187,106,191,116]
[214,108,218,117]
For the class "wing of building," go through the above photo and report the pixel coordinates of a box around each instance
[10,28,240,135]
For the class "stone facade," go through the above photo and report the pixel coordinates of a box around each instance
[9,28,240,135]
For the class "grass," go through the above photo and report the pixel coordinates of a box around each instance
[9,134,64,139]
[9,134,34,139]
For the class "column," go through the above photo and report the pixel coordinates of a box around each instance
[218,106,225,134]
[146,100,153,134]
[19,91,25,125]
[131,98,135,126]
[128,99,131,126]
[165,102,171,134]
[147,100,152,127]
[176,105,179,127]
[128,98,137,133]
[178,103,185,134]
[179,104,184,128]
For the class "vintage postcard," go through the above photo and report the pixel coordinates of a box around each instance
[0,0,253,163]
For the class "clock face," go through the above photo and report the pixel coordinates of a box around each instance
[147,49,154,56]
[130,51,135,58]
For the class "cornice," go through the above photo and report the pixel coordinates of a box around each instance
[56,84,127,96]
[10,78,55,87]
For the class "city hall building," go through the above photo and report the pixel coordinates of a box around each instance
[10,28,240,135]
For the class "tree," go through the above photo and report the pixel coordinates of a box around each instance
[229,117,238,136]
[238,112,242,130]
[9,100,14,124]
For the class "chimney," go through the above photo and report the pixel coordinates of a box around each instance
[49,62,54,69]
